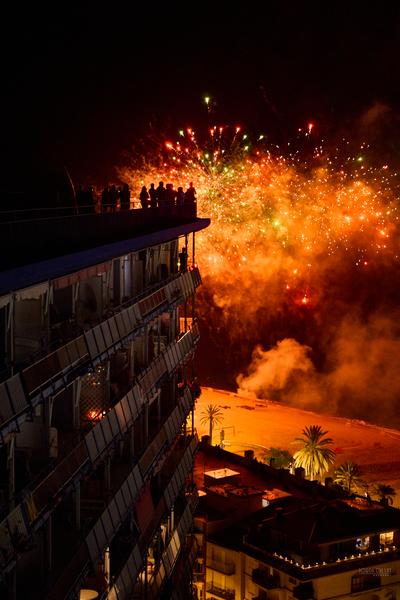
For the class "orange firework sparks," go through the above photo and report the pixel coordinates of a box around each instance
[119,126,399,309]
[118,125,400,424]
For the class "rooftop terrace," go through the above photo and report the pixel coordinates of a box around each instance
[0,204,207,272]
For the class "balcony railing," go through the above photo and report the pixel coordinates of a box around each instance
[0,203,201,274]
[153,497,195,586]
[293,581,315,600]
[251,568,280,589]
[207,558,236,575]
[206,583,235,600]
[0,200,197,224]
[351,575,381,593]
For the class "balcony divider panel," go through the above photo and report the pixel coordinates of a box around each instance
[100,321,113,349]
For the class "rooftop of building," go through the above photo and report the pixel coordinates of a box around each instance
[194,442,342,503]
[195,442,400,578]
[0,207,209,295]
[254,496,400,544]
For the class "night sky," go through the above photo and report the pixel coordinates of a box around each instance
[3,3,400,185]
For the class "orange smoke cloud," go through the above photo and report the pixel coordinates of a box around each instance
[236,339,315,398]
[237,312,400,426]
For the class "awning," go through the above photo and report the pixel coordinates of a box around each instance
[15,282,49,301]
[0,294,10,310]
[53,261,112,290]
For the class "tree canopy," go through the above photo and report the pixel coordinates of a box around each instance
[200,404,223,445]
[293,425,335,480]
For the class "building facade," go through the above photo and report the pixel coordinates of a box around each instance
[0,201,209,599]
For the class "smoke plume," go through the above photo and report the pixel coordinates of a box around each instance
[236,311,400,426]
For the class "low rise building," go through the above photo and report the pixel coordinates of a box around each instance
[194,444,400,600]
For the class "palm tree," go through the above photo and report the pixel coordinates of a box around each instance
[200,404,223,445]
[293,425,335,480]
[334,461,363,494]
[374,483,396,506]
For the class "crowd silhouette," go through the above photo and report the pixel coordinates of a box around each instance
[75,181,196,214]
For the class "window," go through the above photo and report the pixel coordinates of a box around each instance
[380,531,394,546]
[351,573,380,592]
[355,536,370,551]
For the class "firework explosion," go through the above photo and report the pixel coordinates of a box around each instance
[119,125,400,426]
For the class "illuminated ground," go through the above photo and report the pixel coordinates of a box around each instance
[194,387,400,506]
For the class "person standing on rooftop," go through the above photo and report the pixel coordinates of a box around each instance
[139,185,149,209]
[109,184,118,212]
[156,181,166,207]
[185,181,196,204]
[120,183,131,210]
[176,186,185,208]
[149,183,157,208]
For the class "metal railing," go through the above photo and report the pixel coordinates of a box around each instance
[251,568,280,589]
[206,584,235,600]
[0,202,197,224]
[207,558,236,576]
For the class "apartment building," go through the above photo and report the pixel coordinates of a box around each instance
[0,189,210,600]
[194,443,400,600]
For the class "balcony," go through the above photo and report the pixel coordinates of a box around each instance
[207,558,236,575]
[293,581,315,600]
[351,574,381,593]
[145,497,199,597]
[252,568,280,589]
[206,583,235,600]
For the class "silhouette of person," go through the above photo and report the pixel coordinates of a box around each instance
[101,185,110,213]
[165,183,176,208]
[220,429,225,447]
[139,185,149,209]
[156,181,166,207]
[109,184,118,213]
[176,186,185,208]
[120,183,131,210]
[179,247,188,272]
[86,185,95,213]
[149,183,157,208]
[185,181,196,204]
